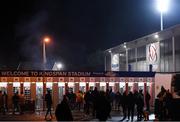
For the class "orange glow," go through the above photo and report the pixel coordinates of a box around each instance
[44,37,50,43]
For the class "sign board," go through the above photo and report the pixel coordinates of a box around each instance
[146,42,160,71]
[24,77,30,82]
[80,77,85,82]
[111,54,119,71]
[69,77,74,82]
[1,77,7,82]
[59,77,64,82]
[90,77,95,82]
[14,77,19,82]
[100,77,105,82]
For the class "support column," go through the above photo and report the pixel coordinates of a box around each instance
[144,82,147,108]
[20,83,23,94]
[106,82,109,90]
[135,48,138,71]
[172,36,175,72]
[7,83,13,110]
[150,82,155,106]
[30,83,36,101]
[86,83,89,92]
[75,83,79,93]
[126,49,129,71]
[65,83,68,94]
[53,83,59,110]
[43,82,46,111]
[125,82,128,95]
[96,83,100,90]
[115,83,119,93]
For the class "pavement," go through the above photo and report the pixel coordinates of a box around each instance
[0,110,155,121]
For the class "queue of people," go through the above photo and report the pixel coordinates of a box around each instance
[53,87,152,121]
[0,88,152,121]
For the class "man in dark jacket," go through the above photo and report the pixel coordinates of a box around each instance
[55,95,73,121]
[45,90,52,120]
[127,92,135,121]
[136,90,144,121]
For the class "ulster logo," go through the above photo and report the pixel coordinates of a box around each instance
[148,44,157,62]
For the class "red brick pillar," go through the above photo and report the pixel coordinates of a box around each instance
[86,83,89,92]
[43,82,46,111]
[20,83,24,94]
[106,82,109,90]
[65,83,68,94]
[144,82,147,108]
[125,82,128,95]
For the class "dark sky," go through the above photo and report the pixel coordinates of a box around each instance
[0,0,180,70]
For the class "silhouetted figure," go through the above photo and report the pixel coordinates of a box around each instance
[2,91,8,114]
[76,90,83,111]
[55,95,73,121]
[121,91,128,121]
[96,91,111,121]
[115,91,122,111]
[164,89,173,120]
[12,92,20,114]
[84,91,91,114]
[127,92,135,121]
[145,91,151,112]
[157,86,166,120]
[19,92,24,114]
[0,91,5,114]
[136,90,144,121]
[91,87,99,117]
[45,90,53,120]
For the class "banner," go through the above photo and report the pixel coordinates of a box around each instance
[111,54,119,71]
[146,42,160,71]
[0,70,155,77]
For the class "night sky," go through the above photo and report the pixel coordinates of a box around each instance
[0,0,180,70]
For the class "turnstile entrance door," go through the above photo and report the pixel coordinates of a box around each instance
[58,82,65,102]
[100,82,106,92]
[36,82,43,110]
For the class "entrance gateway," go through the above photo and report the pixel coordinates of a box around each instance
[0,70,155,111]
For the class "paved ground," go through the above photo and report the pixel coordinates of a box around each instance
[0,110,155,121]
[0,110,91,121]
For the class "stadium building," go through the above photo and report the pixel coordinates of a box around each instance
[105,24,180,72]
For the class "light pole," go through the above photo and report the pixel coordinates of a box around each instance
[43,37,50,70]
[157,0,170,31]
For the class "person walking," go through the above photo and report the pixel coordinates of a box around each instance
[2,91,8,114]
[0,91,5,115]
[136,90,144,121]
[55,95,73,121]
[121,91,128,121]
[19,92,25,114]
[12,92,20,114]
[127,91,135,121]
[45,90,53,120]
[96,91,111,121]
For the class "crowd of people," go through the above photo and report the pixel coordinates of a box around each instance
[155,86,173,121]
[0,88,152,121]
[53,87,152,121]
[0,90,34,115]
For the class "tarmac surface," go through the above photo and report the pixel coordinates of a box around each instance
[0,110,155,121]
